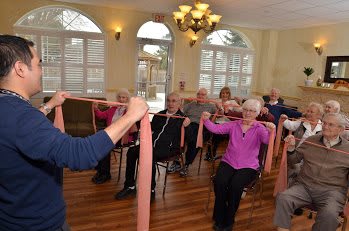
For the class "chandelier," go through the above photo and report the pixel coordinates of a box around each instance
[173,1,222,34]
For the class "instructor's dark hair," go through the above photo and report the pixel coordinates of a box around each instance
[0,35,34,81]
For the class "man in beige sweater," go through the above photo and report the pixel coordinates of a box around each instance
[273,113,349,231]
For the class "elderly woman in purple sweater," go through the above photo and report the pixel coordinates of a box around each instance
[202,99,275,231]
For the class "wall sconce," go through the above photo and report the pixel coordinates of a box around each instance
[313,43,323,55]
[189,35,198,47]
[115,27,122,40]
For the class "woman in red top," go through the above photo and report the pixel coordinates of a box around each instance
[92,88,131,184]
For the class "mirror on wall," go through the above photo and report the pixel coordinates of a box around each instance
[324,56,349,83]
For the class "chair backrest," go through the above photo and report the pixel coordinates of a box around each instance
[43,97,107,137]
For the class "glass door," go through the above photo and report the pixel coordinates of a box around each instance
[136,39,172,113]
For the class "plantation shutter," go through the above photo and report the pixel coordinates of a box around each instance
[199,49,213,94]
[200,45,254,98]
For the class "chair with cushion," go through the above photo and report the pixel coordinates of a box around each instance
[44,97,107,137]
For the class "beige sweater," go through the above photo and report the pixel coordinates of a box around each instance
[289,134,349,192]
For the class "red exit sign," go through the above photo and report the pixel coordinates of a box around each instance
[153,14,165,23]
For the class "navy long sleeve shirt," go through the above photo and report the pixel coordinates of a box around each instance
[0,94,114,230]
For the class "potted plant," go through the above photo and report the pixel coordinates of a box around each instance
[303,67,314,87]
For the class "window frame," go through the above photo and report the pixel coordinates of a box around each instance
[14,6,106,99]
[198,30,255,98]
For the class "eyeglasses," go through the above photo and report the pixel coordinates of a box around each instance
[242,108,257,113]
[322,121,340,128]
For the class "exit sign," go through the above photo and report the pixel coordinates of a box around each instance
[153,14,165,23]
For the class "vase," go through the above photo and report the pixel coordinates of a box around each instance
[304,79,313,87]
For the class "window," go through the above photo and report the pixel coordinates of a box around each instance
[199,29,254,98]
[136,21,173,113]
[14,6,105,97]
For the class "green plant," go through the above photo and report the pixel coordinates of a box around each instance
[303,67,314,80]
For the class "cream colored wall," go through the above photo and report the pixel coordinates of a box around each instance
[273,22,349,103]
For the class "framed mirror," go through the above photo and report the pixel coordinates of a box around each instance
[324,56,349,83]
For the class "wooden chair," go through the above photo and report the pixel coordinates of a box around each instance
[155,149,185,196]
[204,143,268,227]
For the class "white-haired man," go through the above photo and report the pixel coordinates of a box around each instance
[273,113,349,231]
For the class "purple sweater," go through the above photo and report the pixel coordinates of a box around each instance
[204,119,270,170]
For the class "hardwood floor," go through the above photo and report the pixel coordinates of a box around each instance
[63,149,347,231]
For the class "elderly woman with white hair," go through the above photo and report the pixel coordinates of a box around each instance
[92,88,132,184]
[202,99,275,231]
[324,100,349,140]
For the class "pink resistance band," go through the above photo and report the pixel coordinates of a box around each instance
[52,96,153,231]
[273,137,349,217]
[196,113,275,174]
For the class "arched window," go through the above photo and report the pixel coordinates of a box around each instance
[14,6,105,97]
[199,29,254,98]
[136,21,173,112]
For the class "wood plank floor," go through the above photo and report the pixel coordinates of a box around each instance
[63,148,347,231]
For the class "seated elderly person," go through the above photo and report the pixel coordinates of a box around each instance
[264,88,302,126]
[224,96,275,123]
[92,88,131,184]
[280,102,323,179]
[273,113,349,231]
[172,88,218,177]
[325,100,349,139]
[205,86,241,161]
[203,99,275,231]
[115,92,189,201]
[279,102,323,215]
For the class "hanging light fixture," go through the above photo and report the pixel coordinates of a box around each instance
[173,1,222,34]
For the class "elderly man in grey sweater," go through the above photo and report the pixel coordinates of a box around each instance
[273,113,349,231]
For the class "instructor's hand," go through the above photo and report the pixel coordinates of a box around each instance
[125,96,149,122]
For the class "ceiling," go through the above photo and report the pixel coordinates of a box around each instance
[53,0,349,30]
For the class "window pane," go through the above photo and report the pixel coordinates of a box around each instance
[42,36,61,63]
[15,7,105,97]
[65,38,83,64]
[199,74,212,94]
[87,68,104,94]
[17,7,101,33]
[229,54,240,73]
[42,67,61,92]
[241,75,252,86]
[213,74,226,95]
[203,30,248,48]
[88,39,104,64]
[137,21,171,40]
[215,51,227,72]
[242,54,254,74]
[201,50,213,71]
[65,67,83,93]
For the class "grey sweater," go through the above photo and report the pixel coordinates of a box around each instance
[289,134,349,192]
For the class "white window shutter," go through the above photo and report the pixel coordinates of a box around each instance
[200,44,254,98]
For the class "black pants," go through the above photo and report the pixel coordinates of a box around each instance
[95,153,111,176]
[123,145,178,190]
[95,141,122,176]
[185,123,211,166]
[213,161,257,228]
